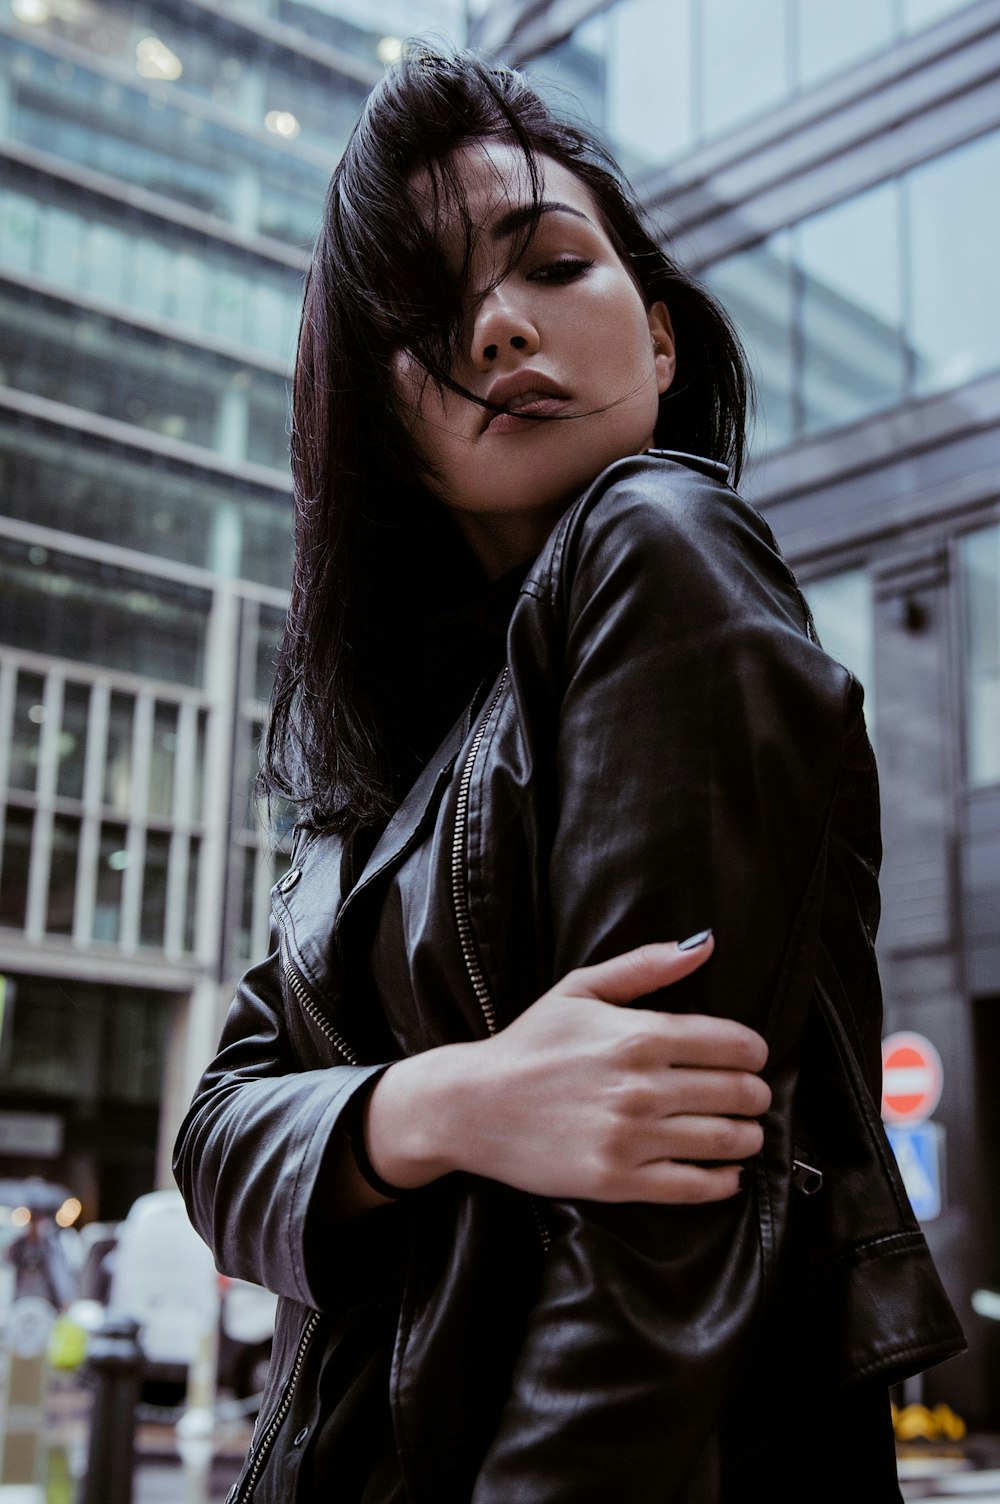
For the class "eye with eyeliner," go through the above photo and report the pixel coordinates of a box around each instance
[528,256,595,284]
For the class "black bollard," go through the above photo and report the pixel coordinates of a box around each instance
[81,1315,144,1504]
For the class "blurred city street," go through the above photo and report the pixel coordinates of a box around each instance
[37,1374,249,1502]
[4,1336,1000,1502]
[25,1378,1000,1504]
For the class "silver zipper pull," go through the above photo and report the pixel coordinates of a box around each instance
[792,1158,824,1196]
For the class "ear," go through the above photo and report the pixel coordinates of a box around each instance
[647,301,677,396]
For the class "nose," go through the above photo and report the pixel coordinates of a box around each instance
[473,287,540,368]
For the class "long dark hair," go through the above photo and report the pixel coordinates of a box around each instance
[261,49,752,833]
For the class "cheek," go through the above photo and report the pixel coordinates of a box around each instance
[581,274,655,370]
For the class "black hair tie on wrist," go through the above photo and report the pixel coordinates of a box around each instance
[341,1067,411,1200]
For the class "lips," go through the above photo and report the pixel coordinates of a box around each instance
[483,396,571,434]
[480,371,570,432]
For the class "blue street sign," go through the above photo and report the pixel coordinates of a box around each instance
[886,1121,944,1222]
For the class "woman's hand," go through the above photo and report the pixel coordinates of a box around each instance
[362,934,770,1206]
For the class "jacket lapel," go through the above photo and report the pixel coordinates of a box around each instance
[335,681,494,941]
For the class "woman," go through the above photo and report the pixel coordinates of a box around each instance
[174,51,963,1503]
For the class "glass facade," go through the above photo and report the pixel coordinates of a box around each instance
[0,423,295,588]
[0,284,291,469]
[702,128,1000,452]
[804,569,876,730]
[0,538,210,684]
[530,0,975,172]
[798,183,906,434]
[3,32,339,247]
[0,974,170,1217]
[0,0,390,1053]
[1,0,464,231]
[0,175,304,361]
[0,575,289,969]
[702,232,796,451]
[909,132,1000,396]
[230,600,292,965]
[279,0,463,67]
[961,524,1000,788]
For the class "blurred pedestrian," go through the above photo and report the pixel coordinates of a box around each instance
[8,1214,74,1310]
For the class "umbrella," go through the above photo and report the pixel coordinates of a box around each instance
[0,1177,73,1216]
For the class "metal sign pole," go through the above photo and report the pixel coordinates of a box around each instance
[0,1296,54,1500]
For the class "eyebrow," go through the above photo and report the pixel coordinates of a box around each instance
[490,201,593,242]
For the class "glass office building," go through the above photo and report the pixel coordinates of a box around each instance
[0,0,460,1217]
[1,0,998,1422]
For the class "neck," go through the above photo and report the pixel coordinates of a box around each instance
[450,504,565,581]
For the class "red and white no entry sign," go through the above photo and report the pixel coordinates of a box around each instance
[881,1031,943,1125]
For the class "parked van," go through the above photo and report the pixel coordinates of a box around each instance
[108,1189,275,1399]
[109,1189,219,1390]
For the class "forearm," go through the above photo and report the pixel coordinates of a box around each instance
[338,1042,480,1214]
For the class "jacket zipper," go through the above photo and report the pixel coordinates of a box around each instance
[451,668,508,1037]
[451,669,551,1253]
[280,937,360,1067]
[233,1309,321,1502]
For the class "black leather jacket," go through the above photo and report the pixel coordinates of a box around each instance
[175,452,963,1504]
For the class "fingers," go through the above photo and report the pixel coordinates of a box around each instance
[567,940,769,1074]
[632,1112,765,1164]
[624,1161,745,1205]
[570,933,715,1006]
[651,1014,769,1074]
[652,1066,772,1119]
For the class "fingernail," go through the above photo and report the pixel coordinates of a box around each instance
[678,928,713,951]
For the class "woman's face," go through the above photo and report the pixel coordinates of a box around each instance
[392,142,676,577]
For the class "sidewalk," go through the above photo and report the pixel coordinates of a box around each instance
[34,1379,251,1503]
[899,1434,1000,1502]
[24,1380,1000,1503]
[133,1452,242,1504]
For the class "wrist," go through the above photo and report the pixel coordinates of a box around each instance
[364,1041,486,1189]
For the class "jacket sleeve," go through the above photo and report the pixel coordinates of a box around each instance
[472,460,853,1502]
[172,923,404,1315]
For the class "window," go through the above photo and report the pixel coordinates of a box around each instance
[534,0,979,171]
[796,0,894,87]
[0,657,212,952]
[254,604,287,704]
[0,284,291,467]
[909,132,1000,397]
[0,539,209,685]
[0,976,168,1106]
[530,0,694,175]
[702,0,789,139]
[804,568,876,729]
[902,0,972,30]
[799,182,906,433]
[0,183,303,361]
[960,524,1000,787]
[0,424,294,588]
[702,233,796,451]
[5,39,328,248]
[702,127,1000,455]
